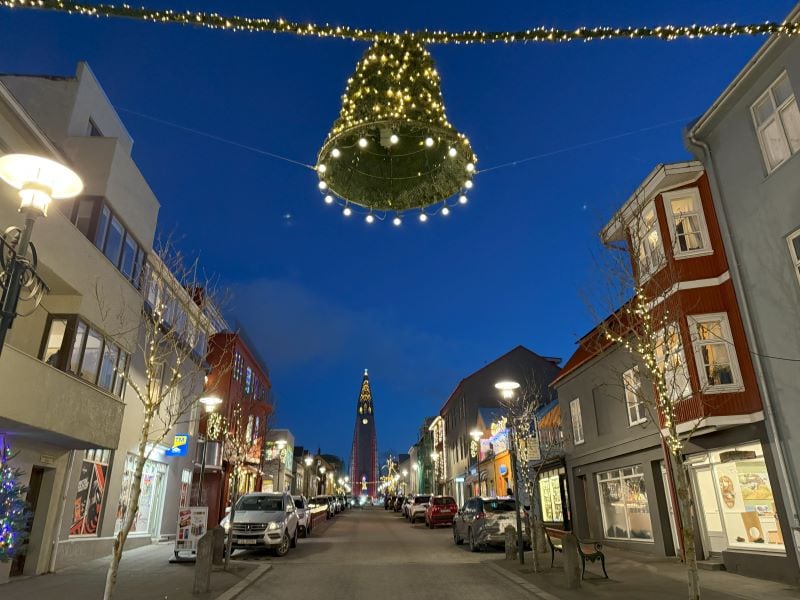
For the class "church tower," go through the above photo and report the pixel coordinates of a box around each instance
[350,369,378,498]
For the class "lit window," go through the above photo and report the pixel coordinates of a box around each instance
[688,313,742,392]
[245,367,252,394]
[751,72,800,172]
[633,202,665,280]
[597,465,653,541]
[623,367,647,426]
[655,324,691,403]
[662,188,710,256]
[570,398,584,445]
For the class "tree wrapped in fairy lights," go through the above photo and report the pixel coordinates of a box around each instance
[0,444,29,562]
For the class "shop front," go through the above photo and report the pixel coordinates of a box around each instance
[686,440,794,580]
[115,454,169,538]
[537,466,570,529]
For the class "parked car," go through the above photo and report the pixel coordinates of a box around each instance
[408,494,431,524]
[329,495,342,513]
[309,495,335,519]
[384,495,395,510]
[393,495,405,512]
[292,495,312,537]
[425,495,458,529]
[402,496,414,519]
[220,492,299,556]
[452,496,529,552]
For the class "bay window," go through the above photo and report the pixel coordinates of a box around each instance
[634,202,665,280]
[655,324,691,402]
[662,187,710,256]
[688,313,742,392]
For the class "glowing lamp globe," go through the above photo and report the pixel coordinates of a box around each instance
[0,154,83,216]
[316,35,476,213]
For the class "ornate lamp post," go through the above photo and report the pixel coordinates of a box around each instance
[197,395,223,505]
[0,154,83,355]
[495,380,524,565]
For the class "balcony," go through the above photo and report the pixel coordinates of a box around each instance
[0,345,124,449]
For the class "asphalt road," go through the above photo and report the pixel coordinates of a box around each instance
[237,505,529,599]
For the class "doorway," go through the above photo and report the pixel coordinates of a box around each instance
[10,466,45,577]
[691,465,727,555]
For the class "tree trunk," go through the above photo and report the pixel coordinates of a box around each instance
[669,453,701,600]
[224,468,239,570]
[103,413,153,600]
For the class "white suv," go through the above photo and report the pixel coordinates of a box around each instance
[409,494,431,524]
[222,492,299,556]
[293,495,312,537]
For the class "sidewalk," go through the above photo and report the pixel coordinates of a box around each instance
[491,545,800,600]
[0,541,260,600]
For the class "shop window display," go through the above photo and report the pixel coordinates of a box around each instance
[538,468,566,524]
[70,449,111,536]
[115,454,168,536]
[597,465,653,541]
[690,442,784,552]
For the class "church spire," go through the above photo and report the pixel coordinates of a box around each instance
[358,369,373,416]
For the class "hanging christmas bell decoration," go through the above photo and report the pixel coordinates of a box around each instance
[316,35,476,220]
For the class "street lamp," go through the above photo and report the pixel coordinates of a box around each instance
[495,379,524,565]
[430,451,439,495]
[0,154,83,355]
[303,454,314,496]
[197,395,223,505]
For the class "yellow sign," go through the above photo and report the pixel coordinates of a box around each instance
[490,417,507,436]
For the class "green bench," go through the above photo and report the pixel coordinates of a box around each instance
[544,526,608,579]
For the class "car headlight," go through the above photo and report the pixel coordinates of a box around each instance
[268,521,285,531]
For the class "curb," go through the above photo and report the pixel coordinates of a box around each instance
[213,563,272,600]
[484,561,561,600]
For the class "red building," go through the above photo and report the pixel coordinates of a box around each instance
[197,332,272,527]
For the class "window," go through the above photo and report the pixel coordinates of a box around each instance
[538,468,567,524]
[245,366,252,394]
[87,118,103,137]
[70,448,111,536]
[597,465,653,541]
[655,324,691,402]
[623,367,647,426]
[233,352,243,381]
[688,313,742,392]
[634,202,665,280]
[752,72,800,172]
[80,328,103,384]
[42,318,68,366]
[73,198,95,238]
[570,398,584,445]
[662,188,711,256]
[786,229,800,289]
[97,341,119,391]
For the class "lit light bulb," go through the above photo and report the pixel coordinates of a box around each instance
[331,148,341,158]
[318,181,328,190]
[390,134,399,144]
[419,213,428,222]
[424,137,434,147]
[365,214,375,224]
[466,163,475,172]
[358,138,368,148]
[441,206,450,216]
[448,147,457,158]
[458,195,468,204]
[324,195,334,204]
[464,180,473,189]
[393,216,402,226]
[343,206,352,217]
[317,164,327,173]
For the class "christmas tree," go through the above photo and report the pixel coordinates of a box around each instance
[0,444,29,561]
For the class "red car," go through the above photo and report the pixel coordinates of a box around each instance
[425,495,458,529]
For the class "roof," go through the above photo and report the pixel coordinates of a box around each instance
[538,405,561,430]
[689,2,800,137]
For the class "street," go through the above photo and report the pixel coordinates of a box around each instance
[237,506,529,599]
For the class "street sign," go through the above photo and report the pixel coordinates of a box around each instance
[166,434,190,457]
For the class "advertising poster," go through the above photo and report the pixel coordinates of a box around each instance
[175,506,208,553]
[70,458,108,536]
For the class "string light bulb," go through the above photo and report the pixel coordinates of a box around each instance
[343,206,352,216]
[324,195,334,204]
[458,195,468,204]
[419,212,428,222]
[365,213,375,224]
[441,206,450,216]
[464,180,473,189]
[424,137,434,147]
[331,148,341,158]
[448,147,457,157]
[390,133,399,144]
[393,216,402,226]
[318,181,328,190]
[358,137,368,148]
[318,164,327,173]
[466,163,475,172]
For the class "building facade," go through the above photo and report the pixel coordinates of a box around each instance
[685,2,800,575]
[350,370,378,498]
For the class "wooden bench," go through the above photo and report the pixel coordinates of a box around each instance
[544,527,608,579]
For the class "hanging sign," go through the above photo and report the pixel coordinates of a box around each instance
[165,434,190,457]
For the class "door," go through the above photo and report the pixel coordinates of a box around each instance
[10,467,45,577]
[660,463,681,556]
[691,466,727,555]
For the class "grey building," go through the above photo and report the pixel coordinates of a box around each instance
[685,1,800,575]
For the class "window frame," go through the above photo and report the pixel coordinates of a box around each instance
[569,398,584,445]
[654,323,692,403]
[687,312,743,394]
[661,187,713,259]
[632,201,665,282]
[751,71,800,173]
[622,367,647,427]
[786,228,800,290]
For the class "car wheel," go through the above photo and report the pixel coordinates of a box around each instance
[410,516,415,524]
[453,525,463,545]
[290,528,298,548]
[275,531,290,557]
[301,525,307,538]
[428,519,434,530]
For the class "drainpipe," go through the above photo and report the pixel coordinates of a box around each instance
[687,129,800,567]
[48,449,76,573]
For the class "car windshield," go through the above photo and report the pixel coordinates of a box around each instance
[414,495,431,504]
[483,499,516,512]
[433,497,456,505]
[236,495,283,512]
[294,499,305,509]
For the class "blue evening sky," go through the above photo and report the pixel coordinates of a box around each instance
[0,1,794,464]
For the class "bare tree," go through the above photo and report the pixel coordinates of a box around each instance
[586,199,717,600]
[500,373,566,573]
[101,241,226,600]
